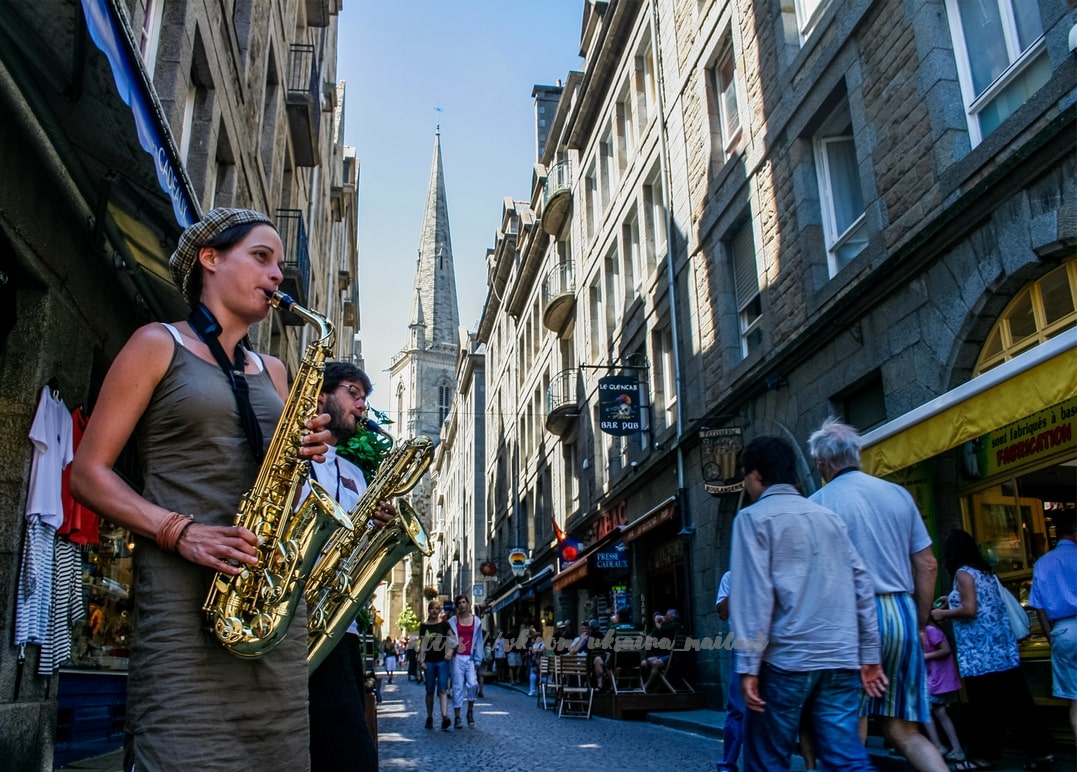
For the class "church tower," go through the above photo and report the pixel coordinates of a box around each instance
[385,128,461,628]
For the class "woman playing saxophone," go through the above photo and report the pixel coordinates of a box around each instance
[70,208,332,772]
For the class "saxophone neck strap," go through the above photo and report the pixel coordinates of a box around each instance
[188,303,264,461]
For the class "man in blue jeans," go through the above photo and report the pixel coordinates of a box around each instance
[716,570,744,772]
[730,436,887,770]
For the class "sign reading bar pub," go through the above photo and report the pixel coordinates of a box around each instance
[598,376,642,436]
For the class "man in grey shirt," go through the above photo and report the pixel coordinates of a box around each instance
[809,418,945,772]
[731,436,885,771]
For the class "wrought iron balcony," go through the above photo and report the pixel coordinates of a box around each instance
[541,160,572,236]
[275,209,311,321]
[542,260,576,334]
[545,369,580,435]
[286,44,321,167]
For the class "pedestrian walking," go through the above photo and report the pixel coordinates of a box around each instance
[932,529,1055,769]
[1028,508,1077,742]
[447,594,483,728]
[730,435,885,771]
[809,418,947,772]
[920,620,965,762]
[418,599,453,731]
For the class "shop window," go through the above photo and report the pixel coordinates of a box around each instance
[944,0,1049,145]
[974,258,1077,374]
[71,527,134,670]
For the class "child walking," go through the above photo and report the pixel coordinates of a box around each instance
[922,622,966,762]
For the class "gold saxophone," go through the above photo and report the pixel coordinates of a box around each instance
[203,290,353,658]
[305,435,434,671]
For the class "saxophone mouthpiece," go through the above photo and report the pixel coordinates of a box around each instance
[265,290,297,310]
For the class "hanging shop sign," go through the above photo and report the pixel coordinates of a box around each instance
[559,538,581,569]
[595,542,629,570]
[472,583,485,598]
[598,376,642,436]
[701,427,744,495]
[479,561,498,577]
[508,548,528,577]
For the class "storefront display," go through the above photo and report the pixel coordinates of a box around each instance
[69,525,133,671]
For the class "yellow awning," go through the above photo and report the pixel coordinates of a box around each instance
[861,328,1077,477]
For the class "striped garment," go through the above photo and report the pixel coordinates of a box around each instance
[861,592,930,722]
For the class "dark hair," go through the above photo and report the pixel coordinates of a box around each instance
[941,528,991,576]
[186,222,267,304]
[1053,509,1076,539]
[322,362,373,397]
[740,436,799,486]
[454,594,469,605]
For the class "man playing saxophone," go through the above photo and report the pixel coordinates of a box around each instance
[70,209,334,772]
[304,362,396,772]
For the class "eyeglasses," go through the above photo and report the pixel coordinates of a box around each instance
[337,383,366,403]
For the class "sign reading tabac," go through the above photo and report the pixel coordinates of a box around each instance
[701,427,744,495]
[598,376,642,436]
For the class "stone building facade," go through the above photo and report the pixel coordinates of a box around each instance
[473,0,1076,718]
[0,0,357,766]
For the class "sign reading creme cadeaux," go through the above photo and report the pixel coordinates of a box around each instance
[598,376,642,436]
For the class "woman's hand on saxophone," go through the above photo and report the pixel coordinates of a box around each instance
[300,413,333,463]
[178,523,259,573]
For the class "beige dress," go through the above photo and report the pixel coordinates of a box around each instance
[127,332,309,770]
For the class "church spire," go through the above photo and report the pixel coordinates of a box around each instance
[409,129,460,347]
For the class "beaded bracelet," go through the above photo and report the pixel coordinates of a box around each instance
[156,511,195,552]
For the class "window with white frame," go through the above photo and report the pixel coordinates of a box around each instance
[642,173,666,274]
[588,279,602,361]
[622,214,641,292]
[651,325,676,429]
[796,0,831,42]
[438,380,453,426]
[139,0,165,77]
[945,0,1049,145]
[714,42,742,156]
[813,98,868,275]
[730,220,763,358]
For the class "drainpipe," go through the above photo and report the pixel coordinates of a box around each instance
[647,0,693,624]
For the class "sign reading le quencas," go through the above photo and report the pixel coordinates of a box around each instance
[598,376,642,436]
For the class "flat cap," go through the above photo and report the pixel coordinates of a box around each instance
[169,207,273,305]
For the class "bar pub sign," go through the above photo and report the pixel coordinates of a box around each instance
[598,376,642,436]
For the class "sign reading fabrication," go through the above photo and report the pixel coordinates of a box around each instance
[598,376,642,436]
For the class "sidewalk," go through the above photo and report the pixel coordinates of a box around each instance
[60,683,1075,771]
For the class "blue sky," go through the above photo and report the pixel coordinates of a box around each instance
[336,1,585,397]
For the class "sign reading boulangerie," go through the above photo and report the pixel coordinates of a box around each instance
[598,376,642,436]
[701,427,743,495]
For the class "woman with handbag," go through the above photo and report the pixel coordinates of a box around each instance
[931,529,1055,770]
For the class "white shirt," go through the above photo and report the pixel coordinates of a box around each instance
[305,445,367,634]
[26,386,73,528]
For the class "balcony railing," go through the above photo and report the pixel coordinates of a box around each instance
[275,209,311,319]
[541,160,572,236]
[342,282,358,328]
[286,44,321,166]
[545,369,580,435]
[541,260,576,334]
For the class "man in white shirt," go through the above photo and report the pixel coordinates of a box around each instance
[307,363,395,771]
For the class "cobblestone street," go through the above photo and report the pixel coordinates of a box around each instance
[374,678,719,770]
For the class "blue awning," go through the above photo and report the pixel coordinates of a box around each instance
[521,565,555,593]
[81,0,197,227]
[490,589,521,614]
